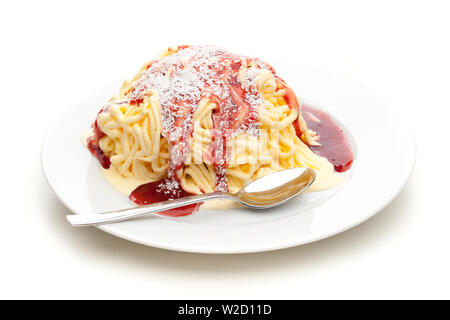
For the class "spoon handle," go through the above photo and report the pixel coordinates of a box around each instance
[66,192,230,227]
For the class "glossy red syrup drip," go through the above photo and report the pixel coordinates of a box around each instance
[276,77,299,111]
[87,120,110,169]
[129,180,200,217]
[301,105,353,172]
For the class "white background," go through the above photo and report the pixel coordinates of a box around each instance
[1,0,449,299]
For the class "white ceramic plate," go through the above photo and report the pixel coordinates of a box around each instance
[42,64,415,253]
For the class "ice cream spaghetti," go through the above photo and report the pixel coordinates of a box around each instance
[86,45,353,215]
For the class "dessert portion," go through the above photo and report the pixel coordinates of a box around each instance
[86,45,353,216]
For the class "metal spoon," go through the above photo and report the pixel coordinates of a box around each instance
[66,167,316,227]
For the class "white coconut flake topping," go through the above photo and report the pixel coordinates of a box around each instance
[127,45,270,194]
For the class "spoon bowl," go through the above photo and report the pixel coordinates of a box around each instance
[236,167,316,208]
[66,167,316,226]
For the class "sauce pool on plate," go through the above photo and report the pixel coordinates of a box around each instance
[130,180,201,217]
[302,105,353,172]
